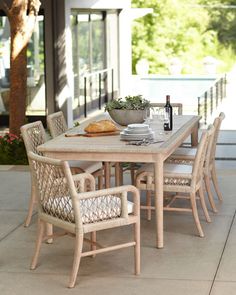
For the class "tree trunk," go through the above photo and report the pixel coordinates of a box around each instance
[9,32,27,135]
[3,0,41,136]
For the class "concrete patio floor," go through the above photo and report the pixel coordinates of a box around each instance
[0,158,236,295]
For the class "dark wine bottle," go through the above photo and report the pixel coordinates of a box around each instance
[163,95,173,131]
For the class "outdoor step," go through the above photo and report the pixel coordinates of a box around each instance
[217,130,236,144]
[216,145,236,160]
[183,130,236,160]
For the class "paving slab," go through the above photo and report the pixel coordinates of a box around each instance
[0,162,235,294]
[211,281,236,295]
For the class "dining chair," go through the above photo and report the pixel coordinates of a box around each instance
[28,151,140,288]
[135,125,214,238]
[123,102,183,185]
[167,112,225,212]
[20,121,47,227]
[46,111,68,138]
[47,111,103,188]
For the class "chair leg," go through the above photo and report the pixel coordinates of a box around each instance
[130,164,136,185]
[211,165,223,201]
[46,223,53,244]
[146,191,152,221]
[90,231,96,258]
[24,183,36,227]
[30,219,45,270]
[204,174,218,213]
[98,175,103,190]
[68,233,83,288]
[189,192,204,237]
[198,186,211,223]
[134,221,140,275]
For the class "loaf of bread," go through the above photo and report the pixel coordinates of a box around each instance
[84,120,118,133]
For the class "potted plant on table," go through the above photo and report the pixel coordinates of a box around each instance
[105,95,151,126]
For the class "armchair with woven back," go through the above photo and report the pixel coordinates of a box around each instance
[28,151,140,288]
[20,119,104,227]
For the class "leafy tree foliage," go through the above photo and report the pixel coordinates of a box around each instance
[132,0,236,74]
[201,0,236,52]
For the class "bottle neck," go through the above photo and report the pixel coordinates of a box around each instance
[166,95,170,104]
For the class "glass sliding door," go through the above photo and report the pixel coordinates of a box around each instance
[91,13,105,72]
[26,15,45,116]
[71,10,119,118]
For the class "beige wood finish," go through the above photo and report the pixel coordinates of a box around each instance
[20,121,47,227]
[28,152,140,288]
[38,115,200,248]
[136,126,214,238]
[168,113,225,212]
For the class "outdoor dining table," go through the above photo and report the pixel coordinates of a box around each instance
[38,115,201,249]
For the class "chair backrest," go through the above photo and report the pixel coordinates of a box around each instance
[47,111,68,138]
[29,151,131,232]
[191,125,214,187]
[28,151,94,229]
[210,112,225,165]
[28,151,76,225]
[151,103,183,115]
[204,124,215,173]
[20,121,46,156]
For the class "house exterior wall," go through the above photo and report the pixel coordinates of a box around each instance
[60,0,132,126]
[0,0,132,127]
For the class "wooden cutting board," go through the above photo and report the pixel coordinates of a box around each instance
[65,131,120,137]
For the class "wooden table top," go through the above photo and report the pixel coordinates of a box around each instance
[38,115,200,163]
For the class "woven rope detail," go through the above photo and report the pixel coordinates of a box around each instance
[32,159,74,223]
[53,117,67,137]
[164,177,191,186]
[80,194,122,224]
[32,159,122,224]
[42,195,122,224]
[167,158,194,165]
[139,175,191,187]
[27,125,44,155]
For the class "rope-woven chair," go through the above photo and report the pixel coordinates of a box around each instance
[135,125,214,238]
[167,112,225,212]
[46,111,68,138]
[47,111,103,187]
[28,151,140,288]
[20,121,47,227]
[124,103,183,185]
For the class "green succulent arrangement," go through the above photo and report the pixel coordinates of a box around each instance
[105,95,151,111]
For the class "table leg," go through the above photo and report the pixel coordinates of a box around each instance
[191,123,199,146]
[154,157,164,248]
[114,162,122,186]
[104,162,111,188]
